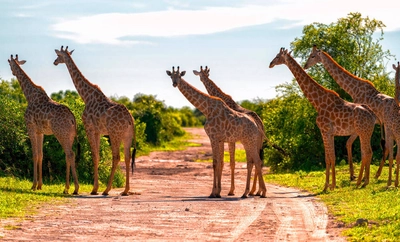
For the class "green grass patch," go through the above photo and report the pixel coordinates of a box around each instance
[197,149,247,163]
[137,131,201,156]
[0,177,105,219]
[264,163,400,241]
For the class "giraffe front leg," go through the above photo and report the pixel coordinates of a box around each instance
[320,132,335,192]
[209,140,221,198]
[28,130,39,191]
[358,136,373,188]
[228,142,235,196]
[86,128,101,195]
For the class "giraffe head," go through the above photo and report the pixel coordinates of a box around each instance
[303,45,322,69]
[193,66,210,83]
[8,54,27,76]
[393,61,400,82]
[269,47,291,68]
[166,66,186,87]
[53,45,74,66]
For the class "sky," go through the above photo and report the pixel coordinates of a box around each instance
[1,0,400,108]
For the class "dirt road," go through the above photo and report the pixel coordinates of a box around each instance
[1,128,345,241]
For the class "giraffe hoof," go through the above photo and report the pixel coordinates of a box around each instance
[90,191,99,195]
[102,192,109,196]
[227,193,235,196]
[73,191,79,195]
[120,192,129,196]
[241,194,248,199]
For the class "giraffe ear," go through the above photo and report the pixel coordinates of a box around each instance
[193,70,200,76]
[18,60,26,65]
[393,64,397,70]
[166,70,172,76]
[69,49,75,55]
[180,71,186,77]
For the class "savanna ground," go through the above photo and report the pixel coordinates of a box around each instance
[0,128,345,241]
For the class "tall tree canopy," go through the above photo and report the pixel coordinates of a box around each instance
[290,12,394,99]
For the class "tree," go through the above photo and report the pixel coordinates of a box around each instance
[291,12,393,99]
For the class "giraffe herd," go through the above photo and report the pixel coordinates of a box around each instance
[6,44,400,197]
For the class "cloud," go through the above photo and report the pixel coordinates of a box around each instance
[51,0,400,45]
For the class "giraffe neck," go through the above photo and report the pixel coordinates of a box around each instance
[12,64,49,104]
[63,55,108,103]
[285,54,340,110]
[201,76,245,112]
[320,51,379,101]
[177,78,214,117]
[395,67,400,105]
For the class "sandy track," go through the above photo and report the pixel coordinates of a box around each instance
[0,128,344,241]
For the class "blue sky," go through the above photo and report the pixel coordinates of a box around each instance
[1,0,400,108]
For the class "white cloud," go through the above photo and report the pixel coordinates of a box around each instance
[51,0,400,45]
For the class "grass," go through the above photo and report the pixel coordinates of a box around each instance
[0,177,105,219]
[264,163,400,241]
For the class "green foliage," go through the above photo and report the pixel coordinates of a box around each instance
[264,164,400,241]
[261,94,324,172]
[0,83,30,176]
[291,12,394,99]
[127,93,185,146]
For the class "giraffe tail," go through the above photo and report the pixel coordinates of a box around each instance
[131,148,136,174]
[131,120,137,174]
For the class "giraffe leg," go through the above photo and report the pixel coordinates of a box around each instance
[62,141,79,195]
[121,136,132,196]
[228,142,235,196]
[216,142,224,198]
[375,126,393,179]
[375,126,388,179]
[321,133,335,191]
[241,155,254,198]
[36,134,44,190]
[249,167,258,196]
[386,135,394,187]
[103,137,122,196]
[346,134,357,181]
[85,127,101,195]
[395,141,400,187]
[357,133,373,188]
[255,156,266,197]
[28,129,39,191]
[209,140,223,198]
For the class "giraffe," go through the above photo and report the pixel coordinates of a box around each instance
[193,66,265,196]
[166,66,266,198]
[53,46,136,196]
[269,48,376,191]
[8,54,79,194]
[304,45,399,187]
[394,62,400,105]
